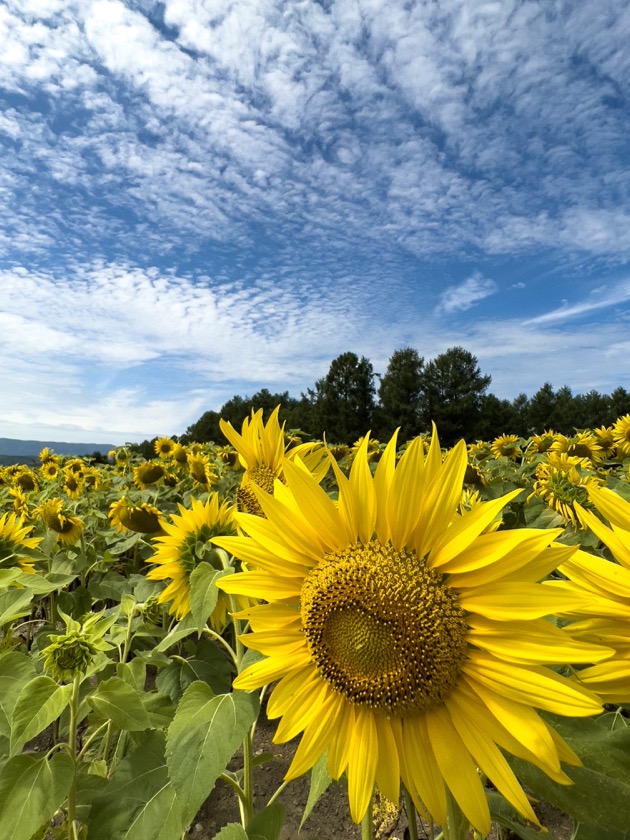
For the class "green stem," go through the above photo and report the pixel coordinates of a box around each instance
[201,626,238,668]
[120,607,135,664]
[66,673,82,840]
[241,729,254,827]
[266,780,289,807]
[442,789,471,840]
[77,721,110,761]
[361,791,374,840]
[403,785,419,840]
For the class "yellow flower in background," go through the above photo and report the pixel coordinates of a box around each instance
[40,460,60,481]
[187,453,216,488]
[14,467,38,493]
[529,452,603,527]
[217,428,608,834]
[155,437,176,459]
[39,447,57,464]
[550,432,604,464]
[593,425,616,459]
[109,498,164,534]
[62,468,84,500]
[170,443,189,465]
[526,430,556,459]
[35,499,84,545]
[490,434,522,460]
[9,488,29,519]
[133,461,167,490]
[553,486,630,704]
[220,406,329,517]
[146,494,236,622]
[0,512,42,573]
[612,414,630,458]
[349,436,382,463]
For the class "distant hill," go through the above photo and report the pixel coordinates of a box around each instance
[0,438,115,465]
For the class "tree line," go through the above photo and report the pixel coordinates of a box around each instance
[174,346,630,449]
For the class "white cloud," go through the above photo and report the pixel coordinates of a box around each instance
[436,273,497,314]
[523,278,630,325]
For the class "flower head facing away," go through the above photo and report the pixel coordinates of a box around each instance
[216,429,610,834]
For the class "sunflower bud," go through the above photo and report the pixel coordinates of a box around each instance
[42,630,98,683]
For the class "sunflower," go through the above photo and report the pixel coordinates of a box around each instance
[35,499,84,545]
[220,406,329,517]
[349,436,382,463]
[550,432,603,464]
[133,461,167,490]
[146,494,236,622]
[613,414,630,459]
[40,460,60,481]
[0,512,42,573]
[216,429,607,834]
[62,468,84,500]
[187,453,216,487]
[14,468,38,493]
[551,486,630,704]
[154,437,176,459]
[170,443,189,465]
[525,430,555,460]
[9,488,29,519]
[593,425,616,459]
[109,498,164,534]
[490,434,521,461]
[529,452,603,527]
[39,447,57,464]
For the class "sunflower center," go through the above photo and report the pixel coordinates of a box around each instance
[301,540,468,715]
[237,465,279,516]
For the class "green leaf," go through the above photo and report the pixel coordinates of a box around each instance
[508,714,630,831]
[10,676,73,756]
[0,752,74,840]
[0,652,36,738]
[180,637,234,695]
[0,589,33,626]
[88,731,184,840]
[213,826,248,840]
[165,682,259,826]
[189,563,231,635]
[0,570,23,589]
[89,572,135,601]
[301,752,332,828]
[487,791,558,840]
[117,659,147,693]
[573,826,630,840]
[246,803,286,840]
[154,613,197,652]
[88,677,153,731]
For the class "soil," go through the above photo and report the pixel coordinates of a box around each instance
[192,713,574,840]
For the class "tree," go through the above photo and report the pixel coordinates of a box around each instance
[374,348,424,441]
[419,347,491,445]
[182,390,299,444]
[309,352,376,444]
[527,383,557,434]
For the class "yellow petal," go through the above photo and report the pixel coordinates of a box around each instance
[218,570,302,601]
[282,459,347,549]
[463,651,602,715]
[285,692,344,781]
[446,694,539,825]
[233,649,312,690]
[374,716,400,804]
[425,706,491,836]
[346,706,379,823]
[458,582,593,619]
[397,715,447,825]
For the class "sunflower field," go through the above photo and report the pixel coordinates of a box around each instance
[1,410,630,840]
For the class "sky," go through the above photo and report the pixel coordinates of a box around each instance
[2,0,630,445]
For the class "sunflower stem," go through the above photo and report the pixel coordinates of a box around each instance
[66,672,82,840]
[442,789,471,840]
[403,785,419,840]
[361,791,375,840]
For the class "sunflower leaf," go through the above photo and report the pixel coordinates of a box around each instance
[0,652,36,739]
[0,752,74,840]
[0,589,33,627]
[165,682,259,826]
[88,730,184,840]
[188,563,231,635]
[246,803,286,840]
[87,676,153,731]
[10,676,73,756]
[301,751,333,828]
[213,826,248,840]
[508,714,630,831]
[572,826,630,840]
[487,791,559,840]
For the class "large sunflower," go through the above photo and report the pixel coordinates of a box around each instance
[216,429,609,834]
[553,486,630,704]
[613,414,630,458]
[146,494,236,623]
[0,512,42,573]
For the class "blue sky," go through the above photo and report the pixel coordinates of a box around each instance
[2,0,630,445]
